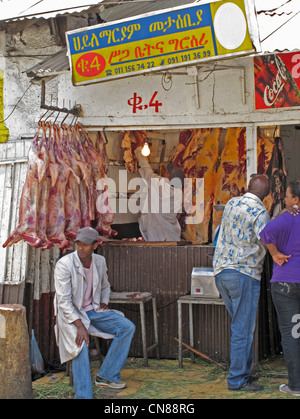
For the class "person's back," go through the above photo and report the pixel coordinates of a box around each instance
[213,174,270,392]
[213,192,270,280]
[260,211,300,282]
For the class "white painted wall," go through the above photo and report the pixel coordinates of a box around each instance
[1,19,300,142]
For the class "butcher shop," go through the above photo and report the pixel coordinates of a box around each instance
[1,0,300,368]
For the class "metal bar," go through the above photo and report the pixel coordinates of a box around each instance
[139,301,148,367]
[152,296,159,359]
[178,300,183,368]
[40,80,82,116]
[189,303,195,363]
[146,343,158,353]
[175,338,227,371]
[0,159,28,166]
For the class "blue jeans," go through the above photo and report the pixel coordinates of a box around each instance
[72,310,135,399]
[215,269,261,389]
[271,282,300,391]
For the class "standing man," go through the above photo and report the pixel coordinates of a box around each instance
[54,227,135,399]
[213,175,270,392]
[134,146,185,241]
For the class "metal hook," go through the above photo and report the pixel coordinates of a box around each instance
[39,109,50,122]
[44,110,55,122]
[53,111,61,124]
[69,114,77,127]
[60,111,71,127]
[102,126,108,144]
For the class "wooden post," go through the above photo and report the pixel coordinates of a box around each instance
[0,304,33,399]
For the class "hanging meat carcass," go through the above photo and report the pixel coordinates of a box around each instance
[265,136,288,213]
[74,123,115,237]
[3,122,115,250]
[177,128,221,243]
[121,130,149,173]
[3,122,51,249]
[212,127,247,232]
[172,127,246,244]
[257,134,275,213]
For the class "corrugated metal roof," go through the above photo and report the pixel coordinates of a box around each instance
[26,48,69,77]
[1,0,300,54]
[0,0,105,22]
[99,0,197,22]
[23,0,300,79]
[255,0,300,52]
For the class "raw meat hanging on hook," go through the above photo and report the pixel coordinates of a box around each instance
[3,121,115,250]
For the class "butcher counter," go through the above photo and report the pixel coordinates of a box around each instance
[98,243,232,362]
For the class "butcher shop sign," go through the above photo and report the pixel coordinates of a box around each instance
[66,0,257,86]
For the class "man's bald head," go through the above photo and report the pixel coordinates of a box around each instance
[248,174,270,201]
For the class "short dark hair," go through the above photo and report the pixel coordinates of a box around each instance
[167,162,185,187]
[289,180,300,200]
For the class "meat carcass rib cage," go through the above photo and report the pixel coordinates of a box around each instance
[3,122,115,250]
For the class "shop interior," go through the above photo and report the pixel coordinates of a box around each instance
[88,124,300,245]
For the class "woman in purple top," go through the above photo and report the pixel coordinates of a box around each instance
[260,180,300,396]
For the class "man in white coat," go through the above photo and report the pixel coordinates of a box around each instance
[134,146,185,242]
[54,227,135,399]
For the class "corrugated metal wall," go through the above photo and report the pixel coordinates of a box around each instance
[99,244,231,362]
[0,140,31,304]
[0,140,61,362]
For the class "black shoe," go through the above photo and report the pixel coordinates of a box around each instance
[229,381,264,392]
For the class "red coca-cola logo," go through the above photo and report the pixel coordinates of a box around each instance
[263,56,287,107]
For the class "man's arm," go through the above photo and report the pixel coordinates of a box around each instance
[72,319,90,348]
[134,147,155,184]
[264,242,291,266]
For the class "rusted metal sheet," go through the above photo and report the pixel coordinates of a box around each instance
[0,140,32,303]
[24,245,60,362]
[99,244,231,362]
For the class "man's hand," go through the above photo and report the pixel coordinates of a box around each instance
[73,319,89,347]
[100,303,109,311]
[272,252,291,267]
[265,242,291,266]
[279,206,300,217]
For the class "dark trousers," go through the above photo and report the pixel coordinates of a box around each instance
[271,282,300,391]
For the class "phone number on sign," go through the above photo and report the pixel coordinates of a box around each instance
[113,50,211,74]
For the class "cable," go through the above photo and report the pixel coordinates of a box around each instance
[261,9,300,42]
[113,296,182,314]
[0,83,33,124]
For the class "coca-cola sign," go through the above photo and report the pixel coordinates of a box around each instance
[255,52,300,109]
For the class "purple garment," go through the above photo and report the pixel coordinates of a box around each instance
[260,212,300,283]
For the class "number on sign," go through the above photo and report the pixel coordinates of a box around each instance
[149,91,162,113]
[127,91,162,114]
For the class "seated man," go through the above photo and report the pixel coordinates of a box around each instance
[54,227,135,399]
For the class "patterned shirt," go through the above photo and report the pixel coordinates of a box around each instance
[213,193,270,281]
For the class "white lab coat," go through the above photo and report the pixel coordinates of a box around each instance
[134,147,182,241]
[54,251,113,363]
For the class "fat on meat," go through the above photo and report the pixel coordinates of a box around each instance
[75,123,115,237]
[46,125,76,249]
[3,122,48,248]
[3,122,115,250]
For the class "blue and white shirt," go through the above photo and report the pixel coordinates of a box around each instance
[213,193,270,281]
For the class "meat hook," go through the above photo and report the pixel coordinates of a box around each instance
[39,109,50,123]
[53,111,61,124]
[60,110,71,127]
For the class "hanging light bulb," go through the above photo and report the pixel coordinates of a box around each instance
[141,141,150,157]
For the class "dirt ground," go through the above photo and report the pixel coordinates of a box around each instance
[32,355,295,400]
